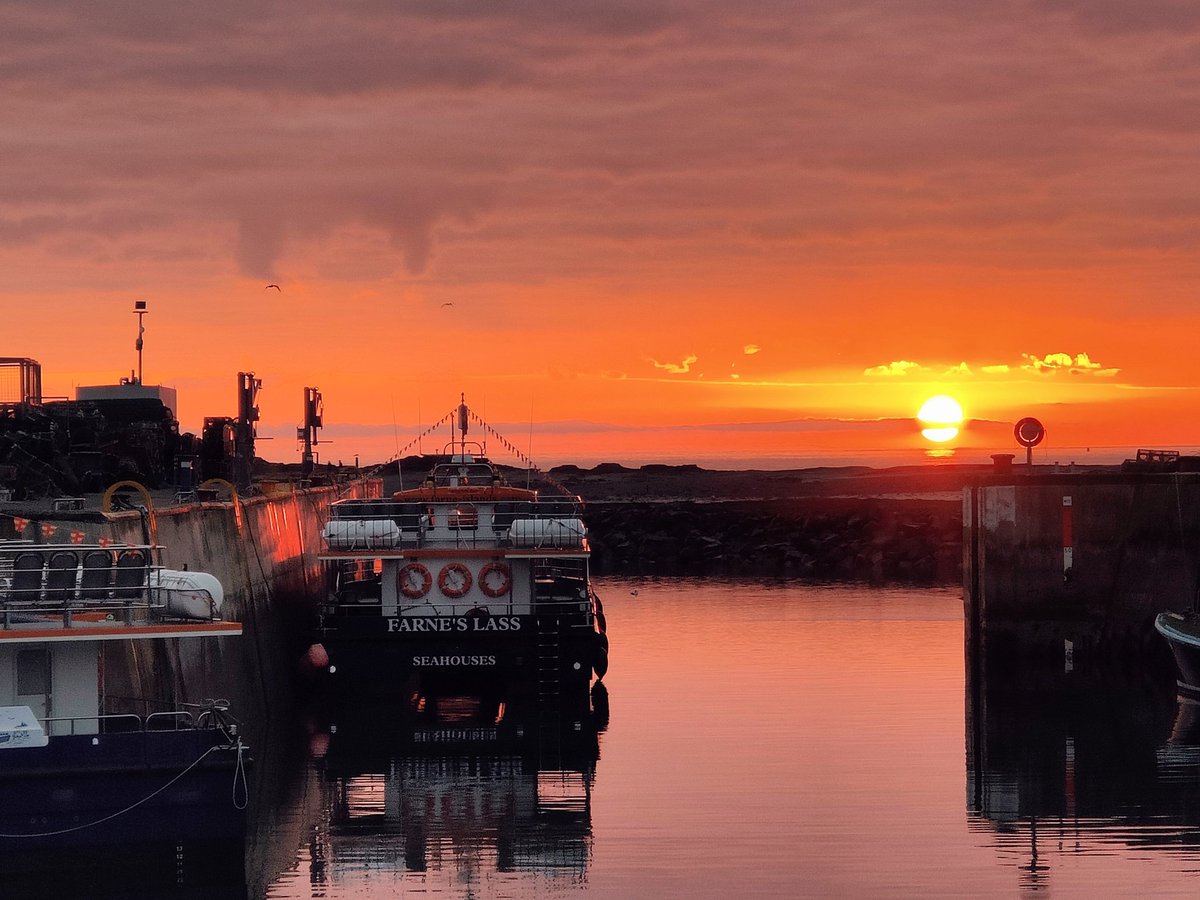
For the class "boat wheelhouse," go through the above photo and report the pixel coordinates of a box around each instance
[0,538,247,842]
[318,399,607,706]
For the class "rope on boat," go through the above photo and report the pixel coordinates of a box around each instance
[361,410,456,481]
[466,410,577,499]
[232,737,249,810]
[331,401,579,500]
[0,738,245,840]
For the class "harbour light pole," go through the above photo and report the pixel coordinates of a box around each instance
[133,299,148,385]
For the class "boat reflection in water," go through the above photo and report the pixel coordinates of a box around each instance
[304,682,608,893]
[0,795,248,900]
[966,654,1200,891]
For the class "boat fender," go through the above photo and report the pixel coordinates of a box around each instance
[591,682,610,729]
[306,643,330,669]
[593,631,609,680]
[298,643,331,680]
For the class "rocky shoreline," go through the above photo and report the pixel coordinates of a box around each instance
[582,496,961,582]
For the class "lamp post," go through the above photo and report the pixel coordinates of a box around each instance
[133,299,148,385]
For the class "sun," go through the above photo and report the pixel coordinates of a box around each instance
[917,395,964,443]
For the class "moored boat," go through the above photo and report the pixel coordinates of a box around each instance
[0,538,248,843]
[1155,611,1200,695]
[317,397,608,707]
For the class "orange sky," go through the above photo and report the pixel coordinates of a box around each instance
[4,3,1199,467]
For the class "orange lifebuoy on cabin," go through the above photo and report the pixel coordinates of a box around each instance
[478,561,512,598]
[398,563,433,599]
[437,562,473,598]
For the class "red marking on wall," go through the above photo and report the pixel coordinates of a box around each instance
[1062,496,1073,572]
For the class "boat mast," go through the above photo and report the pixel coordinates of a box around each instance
[457,393,469,458]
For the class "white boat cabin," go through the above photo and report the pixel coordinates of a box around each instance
[0,541,241,737]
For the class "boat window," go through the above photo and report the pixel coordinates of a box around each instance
[432,462,495,487]
[449,504,479,529]
[16,648,50,696]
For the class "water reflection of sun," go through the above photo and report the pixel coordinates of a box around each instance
[917,395,963,445]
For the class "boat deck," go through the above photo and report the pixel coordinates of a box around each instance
[0,617,242,643]
[0,540,240,640]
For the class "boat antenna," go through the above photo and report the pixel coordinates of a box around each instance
[390,394,402,490]
[527,397,534,490]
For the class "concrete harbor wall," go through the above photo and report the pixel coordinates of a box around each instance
[965,472,1200,665]
[115,484,377,723]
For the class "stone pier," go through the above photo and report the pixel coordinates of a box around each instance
[964,471,1200,666]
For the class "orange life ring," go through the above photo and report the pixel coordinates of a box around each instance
[437,562,473,598]
[478,561,512,598]
[398,563,432,599]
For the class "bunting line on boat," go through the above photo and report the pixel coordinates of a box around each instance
[466,410,575,498]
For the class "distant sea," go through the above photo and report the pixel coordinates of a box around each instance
[542,445,1200,471]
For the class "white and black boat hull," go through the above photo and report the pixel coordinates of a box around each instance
[320,614,605,704]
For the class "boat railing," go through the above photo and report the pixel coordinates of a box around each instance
[41,710,202,736]
[41,713,144,736]
[146,710,199,731]
[41,704,236,737]
[530,596,597,622]
[326,497,587,551]
[0,542,220,630]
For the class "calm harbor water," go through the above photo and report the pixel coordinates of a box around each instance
[16,580,1200,897]
[252,579,1200,898]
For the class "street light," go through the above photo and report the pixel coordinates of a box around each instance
[133,300,148,385]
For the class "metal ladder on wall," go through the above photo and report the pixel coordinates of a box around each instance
[536,617,561,705]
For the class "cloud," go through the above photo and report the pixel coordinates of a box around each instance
[650,354,699,374]
[1034,0,1200,35]
[1021,352,1120,376]
[3,0,1194,289]
[0,0,1197,422]
[864,360,927,377]
[859,355,1121,380]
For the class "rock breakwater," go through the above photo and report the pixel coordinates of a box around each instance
[584,496,961,583]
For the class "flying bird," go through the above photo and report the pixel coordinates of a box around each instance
[266,284,281,292]
[441,301,453,307]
